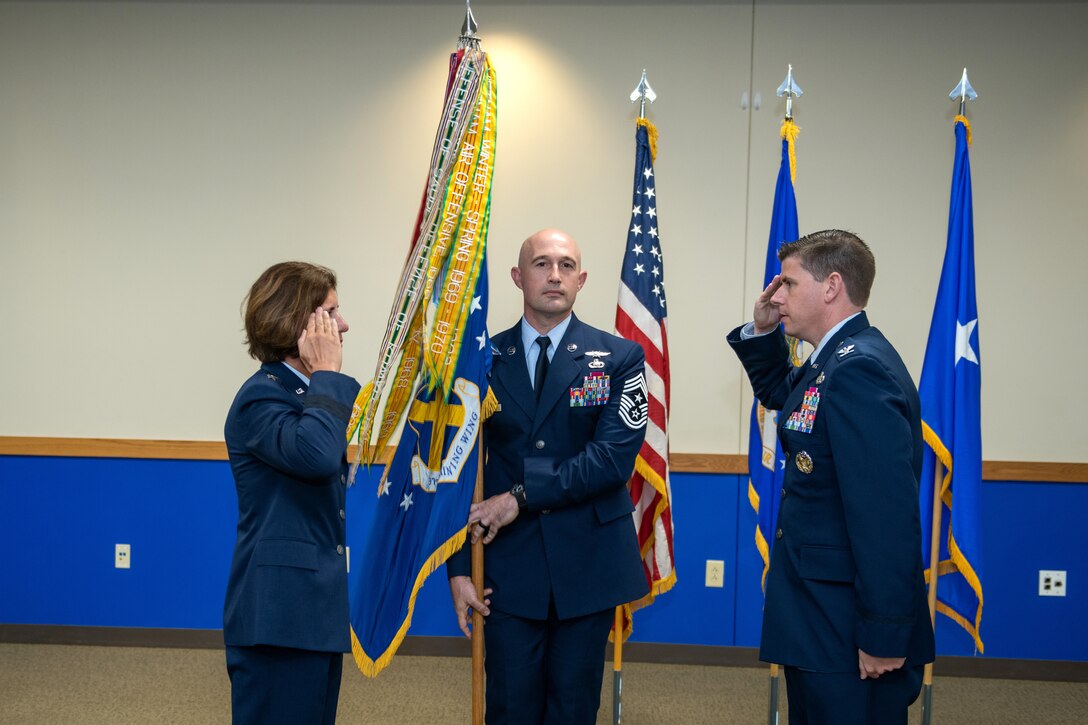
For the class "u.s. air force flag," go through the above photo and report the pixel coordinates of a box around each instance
[918,114,984,652]
[350,262,493,676]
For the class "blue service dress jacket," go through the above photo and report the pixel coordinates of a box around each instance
[223,362,361,653]
[448,314,650,620]
[728,312,935,672]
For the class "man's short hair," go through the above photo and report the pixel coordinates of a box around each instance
[778,229,876,307]
[243,261,337,363]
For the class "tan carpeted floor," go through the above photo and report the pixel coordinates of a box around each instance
[1,644,1086,724]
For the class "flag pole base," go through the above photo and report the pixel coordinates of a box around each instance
[921,683,933,725]
[768,664,780,725]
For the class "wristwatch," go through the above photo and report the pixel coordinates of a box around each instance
[510,483,527,511]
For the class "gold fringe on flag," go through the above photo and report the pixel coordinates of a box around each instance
[921,420,985,653]
[781,118,800,185]
[954,114,972,146]
[637,118,658,163]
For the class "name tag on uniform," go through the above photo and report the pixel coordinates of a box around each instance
[570,373,609,407]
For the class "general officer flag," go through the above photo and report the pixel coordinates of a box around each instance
[748,120,803,589]
[918,115,984,652]
[615,119,676,635]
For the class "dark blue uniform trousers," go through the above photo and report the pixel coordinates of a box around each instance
[226,645,342,725]
[483,601,614,725]
[784,664,925,725]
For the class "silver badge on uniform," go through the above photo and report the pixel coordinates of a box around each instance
[586,350,611,370]
[567,343,578,352]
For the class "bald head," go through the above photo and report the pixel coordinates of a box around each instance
[512,228,587,333]
[518,229,582,269]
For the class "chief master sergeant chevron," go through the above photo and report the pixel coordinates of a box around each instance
[447,228,650,725]
[727,229,935,725]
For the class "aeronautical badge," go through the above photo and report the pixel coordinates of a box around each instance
[618,373,648,429]
[586,350,611,370]
[837,344,855,358]
[795,451,814,474]
[570,372,609,407]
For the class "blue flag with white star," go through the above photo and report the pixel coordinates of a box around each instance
[748,121,801,590]
[918,116,984,652]
[349,262,492,675]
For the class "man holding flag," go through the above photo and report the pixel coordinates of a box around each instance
[448,228,649,725]
[728,230,935,724]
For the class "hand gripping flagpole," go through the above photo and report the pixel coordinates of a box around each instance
[921,68,977,725]
[762,64,803,725]
[609,71,656,725]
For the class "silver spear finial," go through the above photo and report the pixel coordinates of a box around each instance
[948,67,978,116]
[629,69,657,119]
[458,0,480,50]
[776,64,803,120]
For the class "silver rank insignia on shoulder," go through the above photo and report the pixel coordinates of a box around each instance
[795,451,814,474]
[815,372,825,384]
[837,344,855,357]
[567,343,578,352]
[586,350,611,370]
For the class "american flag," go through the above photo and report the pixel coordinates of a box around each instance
[614,120,675,627]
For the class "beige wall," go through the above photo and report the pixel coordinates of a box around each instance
[1,1,1085,462]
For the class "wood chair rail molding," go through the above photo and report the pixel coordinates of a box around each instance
[1,437,1084,483]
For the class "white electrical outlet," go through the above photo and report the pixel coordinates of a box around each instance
[1039,570,1066,597]
[705,560,725,588]
[115,543,131,569]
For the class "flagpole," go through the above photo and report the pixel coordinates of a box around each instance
[761,64,804,725]
[922,69,977,725]
[471,432,485,725]
[457,4,485,721]
[921,461,943,725]
[612,607,623,725]
[609,69,657,725]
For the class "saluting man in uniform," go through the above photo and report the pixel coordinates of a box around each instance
[447,228,649,725]
[728,230,935,725]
